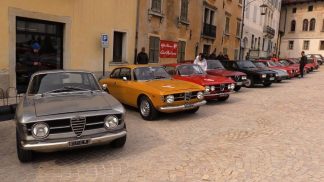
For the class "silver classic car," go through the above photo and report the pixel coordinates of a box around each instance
[15,70,127,162]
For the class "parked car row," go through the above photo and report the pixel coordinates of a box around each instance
[15,57,320,162]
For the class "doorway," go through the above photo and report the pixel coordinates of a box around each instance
[16,17,64,93]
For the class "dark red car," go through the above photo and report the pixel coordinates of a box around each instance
[256,59,299,78]
[163,63,235,101]
[205,59,247,91]
[279,58,310,74]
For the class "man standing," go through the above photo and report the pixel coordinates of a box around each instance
[136,47,149,64]
[194,53,207,71]
[300,51,307,78]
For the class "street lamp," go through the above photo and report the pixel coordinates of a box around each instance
[239,0,267,60]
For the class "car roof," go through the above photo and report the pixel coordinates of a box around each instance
[32,69,94,75]
[112,64,164,69]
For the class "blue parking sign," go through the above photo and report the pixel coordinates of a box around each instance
[101,34,109,48]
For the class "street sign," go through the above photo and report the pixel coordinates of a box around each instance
[101,34,108,48]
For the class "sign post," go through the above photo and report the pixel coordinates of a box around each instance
[101,34,109,76]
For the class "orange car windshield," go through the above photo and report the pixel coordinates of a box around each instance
[134,67,171,81]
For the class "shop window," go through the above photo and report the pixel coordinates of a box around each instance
[149,36,160,63]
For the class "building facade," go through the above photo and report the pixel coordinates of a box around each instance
[0,0,137,93]
[241,0,281,59]
[279,0,324,58]
[136,0,243,64]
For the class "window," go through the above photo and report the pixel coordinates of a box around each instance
[320,41,324,50]
[303,19,308,31]
[119,68,131,80]
[225,16,230,34]
[292,8,297,13]
[251,34,254,49]
[151,0,162,13]
[310,18,316,31]
[203,8,215,25]
[177,41,186,62]
[149,36,160,63]
[308,5,313,12]
[262,38,265,51]
[113,31,126,62]
[322,19,324,31]
[303,40,310,50]
[236,20,241,37]
[180,0,189,21]
[288,41,294,50]
[223,48,227,55]
[110,68,121,79]
[234,49,239,60]
[291,20,296,32]
[164,66,176,75]
[258,37,260,49]
[246,5,250,19]
[203,44,211,55]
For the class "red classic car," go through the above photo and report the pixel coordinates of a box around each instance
[255,59,299,78]
[205,59,247,91]
[163,63,235,101]
[279,58,311,74]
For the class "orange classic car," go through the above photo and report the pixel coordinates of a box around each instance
[99,65,206,120]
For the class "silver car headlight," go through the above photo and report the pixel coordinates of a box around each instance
[228,83,235,90]
[197,92,204,100]
[104,115,119,129]
[205,86,210,92]
[241,76,247,80]
[31,122,49,139]
[166,95,174,104]
[210,86,215,91]
[261,74,266,78]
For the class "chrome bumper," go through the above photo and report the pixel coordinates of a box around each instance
[204,91,234,97]
[22,130,127,152]
[159,100,206,112]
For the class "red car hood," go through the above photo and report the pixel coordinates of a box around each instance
[207,69,246,77]
[173,74,234,86]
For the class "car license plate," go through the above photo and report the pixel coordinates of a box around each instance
[236,82,242,86]
[69,139,90,147]
[184,103,194,109]
[270,77,275,81]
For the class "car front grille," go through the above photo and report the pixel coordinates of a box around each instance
[26,114,122,136]
[173,91,199,101]
[71,116,86,137]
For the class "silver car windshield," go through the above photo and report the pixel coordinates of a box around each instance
[28,72,101,95]
[134,67,171,81]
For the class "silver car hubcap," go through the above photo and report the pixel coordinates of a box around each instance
[140,100,150,117]
[245,79,251,87]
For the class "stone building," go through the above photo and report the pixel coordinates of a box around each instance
[136,0,243,64]
[241,0,282,60]
[279,0,324,58]
[0,0,137,93]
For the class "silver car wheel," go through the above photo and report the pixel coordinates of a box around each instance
[140,100,150,117]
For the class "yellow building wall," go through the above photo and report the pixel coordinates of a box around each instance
[0,0,137,89]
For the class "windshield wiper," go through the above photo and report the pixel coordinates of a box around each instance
[42,86,92,96]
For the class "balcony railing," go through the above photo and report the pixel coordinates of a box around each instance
[202,23,216,38]
[263,26,275,37]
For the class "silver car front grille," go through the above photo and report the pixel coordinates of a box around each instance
[70,116,86,137]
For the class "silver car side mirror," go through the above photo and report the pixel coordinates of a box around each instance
[102,84,108,91]
[122,77,127,81]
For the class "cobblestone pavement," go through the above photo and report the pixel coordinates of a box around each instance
[0,69,324,182]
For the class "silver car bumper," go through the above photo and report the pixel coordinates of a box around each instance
[158,100,206,112]
[204,91,234,97]
[21,130,127,152]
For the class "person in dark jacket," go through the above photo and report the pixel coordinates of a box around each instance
[136,47,149,64]
[300,51,307,78]
[209,49,217,60]
[216,52,225,60]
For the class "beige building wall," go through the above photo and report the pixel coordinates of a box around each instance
[280,1,324,58]
[0,0,137,90]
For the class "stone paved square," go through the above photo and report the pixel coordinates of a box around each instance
[0,69,323,182]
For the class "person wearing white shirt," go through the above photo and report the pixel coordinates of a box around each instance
[194,53,207,71]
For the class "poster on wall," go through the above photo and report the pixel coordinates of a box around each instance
[160,40,178,58]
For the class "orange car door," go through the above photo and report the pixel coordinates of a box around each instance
[106,68,122,101]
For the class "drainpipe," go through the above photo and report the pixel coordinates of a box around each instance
[134,0,140,64]
[239,0,246,60]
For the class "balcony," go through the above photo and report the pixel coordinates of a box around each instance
[202,23,216,39]
[263,26,275,38]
